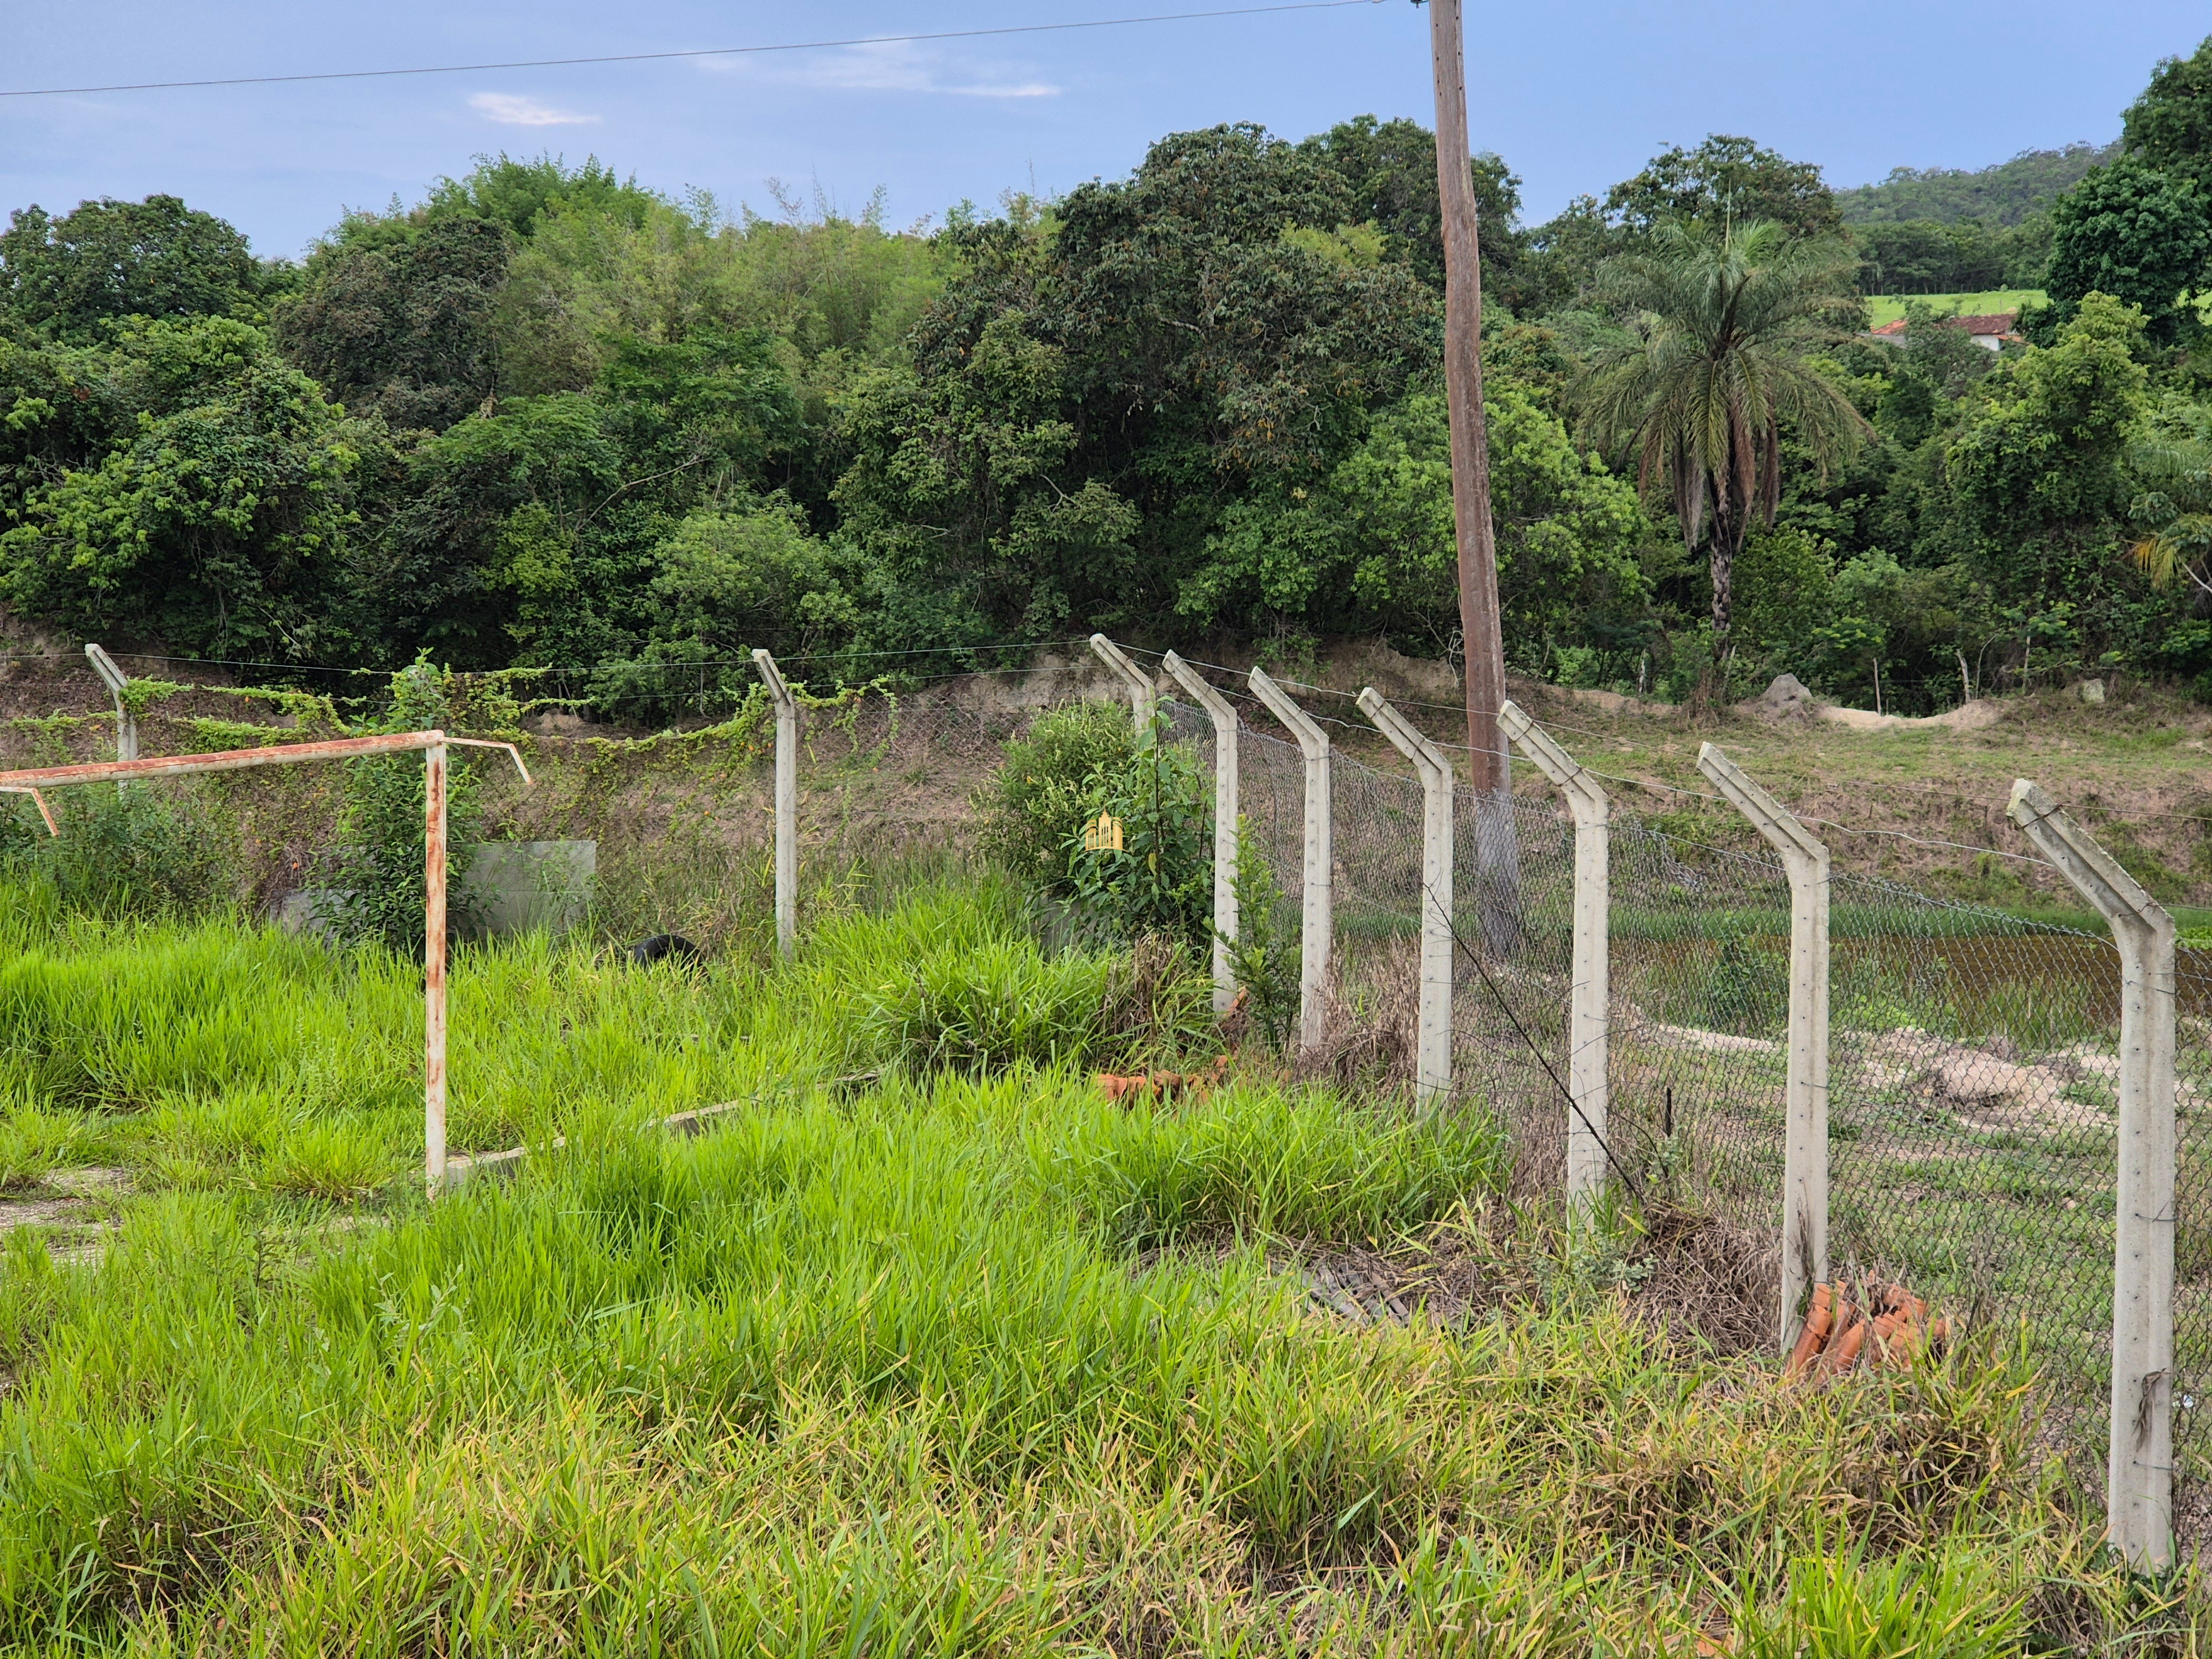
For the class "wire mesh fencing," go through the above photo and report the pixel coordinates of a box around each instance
[1160,686,2205,1548]
[17,651,2206,1547]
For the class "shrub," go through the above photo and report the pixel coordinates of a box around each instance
[1220,820,1300,1051]
[974,702,1134,886]
[0,787,223,917]
[1063,714,1212,952]
[322,661,486,957]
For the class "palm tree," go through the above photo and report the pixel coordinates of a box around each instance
[1578,218,1871,684]
[2127,432,2212,596]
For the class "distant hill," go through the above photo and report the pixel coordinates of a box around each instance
[1837,141,2120,226]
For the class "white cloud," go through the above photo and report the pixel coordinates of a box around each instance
[469,92,601,127]
[713,41,1057,99]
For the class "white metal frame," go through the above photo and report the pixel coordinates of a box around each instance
[1247,667,1332,1056]
[1358,688,1454,1108]
[1160,651,1240,1013]
[752,649,800,958]
[1697,743,1830,1349]
[0,731,530,1196]
[1499,701,1610,1201]
[2010,779,2177,1570]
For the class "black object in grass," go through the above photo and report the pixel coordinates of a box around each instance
[629,933,703,970]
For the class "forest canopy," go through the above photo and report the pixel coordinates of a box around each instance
[2,35,2211,717]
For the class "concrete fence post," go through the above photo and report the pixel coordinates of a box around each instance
[424,739,448,1196]
[1161,651,1239,1013]
[1089,633,1156,734]
[1697,744,1829,1351]
[86,644,135,794]
[1248,666,1332,1057]
[1358,688,1454,1109]
[1499,701,1610,1204]
[752,649,799,958]
[2008,779,2176,1571]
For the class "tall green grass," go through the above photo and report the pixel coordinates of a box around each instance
[0,880,2193,1650]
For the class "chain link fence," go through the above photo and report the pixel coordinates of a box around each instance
[1158,682,2206,1547]
[11,654,2205,1547]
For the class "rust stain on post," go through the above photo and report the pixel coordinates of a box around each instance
[0,731,452,789]
[0,728,531,1202]
[424,742,448,1196]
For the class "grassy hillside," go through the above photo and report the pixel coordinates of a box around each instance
[1864,289,2046,327]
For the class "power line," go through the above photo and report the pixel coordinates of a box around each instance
[0,1,1386,100]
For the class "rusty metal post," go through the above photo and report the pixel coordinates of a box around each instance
[753,649,799,957]
[424,739,448,1196]
[2010,779,2177,1570]
[1698,743,1830,1352]
[0,731,529,1203]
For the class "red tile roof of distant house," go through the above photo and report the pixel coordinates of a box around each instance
[1866,311,2021,345]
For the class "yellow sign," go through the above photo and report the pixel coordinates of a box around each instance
[1082,812,1125,852]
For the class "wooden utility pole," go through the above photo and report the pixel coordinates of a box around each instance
[1427,0,1505,790]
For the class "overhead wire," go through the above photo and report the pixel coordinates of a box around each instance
[0,0,1388,99]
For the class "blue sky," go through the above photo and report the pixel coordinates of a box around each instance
[2,2,2205,258]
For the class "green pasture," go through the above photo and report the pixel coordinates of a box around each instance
[1864,289,2047,328]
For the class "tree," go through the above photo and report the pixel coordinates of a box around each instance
[2122,35,2212,191]
[2123,409,2212,598]
[1604,136,1839,238]
[0,196,269,343]
[1296,114,1525,296]
[421,153,665,242]
[2044,158,2211,342]
[1836,143,2117,226]
[0,316,382,659]
[274,214,512,431]
[1946,294,2151,672]
[1578,218,1870,677]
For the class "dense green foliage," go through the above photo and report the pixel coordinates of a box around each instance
[1837,143,2119,226]
[2,35,2212,714]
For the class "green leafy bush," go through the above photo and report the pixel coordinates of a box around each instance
[0,786,222,918]
[1062,713,1212,952]
[1220,820,1300,1051]
[322,662,485,957]
[974,702,1135,885]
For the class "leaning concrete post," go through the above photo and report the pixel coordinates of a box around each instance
[2010,779,2176,1571]
[1358,688,1454,1109]
[86,644,135,794]
[753,649,799,958]
[1499,700,1609,1204]
[1249,667,1332,1057]
[1697,744,1829,1351]
[424,738,448,1196]
[1089,633,1156,734]
[1161,651,1239,1013]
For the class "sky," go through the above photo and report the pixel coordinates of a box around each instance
[2,1,2206,259]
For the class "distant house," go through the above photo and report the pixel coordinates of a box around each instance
[1868,312,2022,351]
